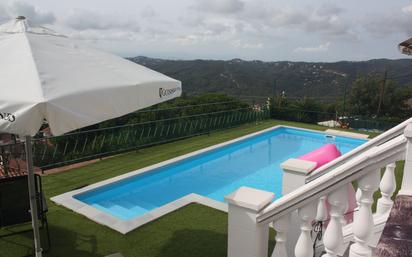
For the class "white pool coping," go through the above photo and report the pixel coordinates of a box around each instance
[51,125,368,234]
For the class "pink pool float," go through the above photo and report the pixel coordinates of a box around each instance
[298,144,357,224]
[298,144,342,171]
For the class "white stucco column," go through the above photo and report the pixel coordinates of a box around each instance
[225,186,274,257]
[281,158,317,257]
[281,158,317,195]
[399,124,412,196]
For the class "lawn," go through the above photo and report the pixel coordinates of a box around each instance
[0,120,401,257]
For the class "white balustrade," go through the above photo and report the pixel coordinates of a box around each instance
[281,158,317,257]
[376,163,396,215]
[272,214,290,257]
[226,120,411,257]
[295,202,317,257]
[399,124,412,196]
[349,170,380,257]
[322,187,348,257]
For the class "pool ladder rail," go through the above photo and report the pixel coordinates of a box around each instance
[324,134,336,144]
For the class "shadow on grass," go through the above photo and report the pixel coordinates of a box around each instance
[156,228,275,257]
[156,229,227,257]
[44,224,98,257]
[0,223,51,257]
[0,223,99,257]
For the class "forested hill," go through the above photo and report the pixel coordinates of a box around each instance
[129,56,412,99]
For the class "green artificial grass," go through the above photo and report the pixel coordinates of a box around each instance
[0,120,401,257]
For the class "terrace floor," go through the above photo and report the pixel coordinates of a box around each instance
[1,120,399,257]
[373,195,412,257]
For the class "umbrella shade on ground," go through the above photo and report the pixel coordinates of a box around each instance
[0,16,181,257]
[399,37,412,55]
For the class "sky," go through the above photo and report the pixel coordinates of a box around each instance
[0,0,411,62]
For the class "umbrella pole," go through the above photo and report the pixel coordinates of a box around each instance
[25,135,43,257]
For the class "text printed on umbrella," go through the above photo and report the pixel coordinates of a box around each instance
[0,112,16,122]
[159,87,181,98]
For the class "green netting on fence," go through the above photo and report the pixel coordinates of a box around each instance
[270,106,398,131]
[0,108,270,171]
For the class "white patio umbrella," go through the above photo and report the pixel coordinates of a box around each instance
[399,37,412,55]
[0,16,181,257]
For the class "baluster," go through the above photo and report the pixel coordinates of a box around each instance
[313,196,327,256]
[356,187,362,206]
[316,196,327,223]
[272,214,290,257]
[295,201,316,257]
[322,186,348,257]
[340,194,349,226]
[349,170,380,257]
[376,163,396,215]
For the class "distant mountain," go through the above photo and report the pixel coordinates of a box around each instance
[129,56,412,100]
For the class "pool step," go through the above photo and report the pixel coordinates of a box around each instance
[99,198,158,220]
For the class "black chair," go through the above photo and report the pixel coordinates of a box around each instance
[0,174,50,252]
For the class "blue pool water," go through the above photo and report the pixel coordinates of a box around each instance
[75,127,366,220]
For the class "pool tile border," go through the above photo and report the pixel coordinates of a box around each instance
[51,125,368,234]
[52,193,227,234]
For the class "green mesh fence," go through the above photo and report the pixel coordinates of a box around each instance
[0,107,270,172]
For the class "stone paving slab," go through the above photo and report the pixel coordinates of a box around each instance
[373,195,412,257]
[325,129,369,139]
[104,253,124,257]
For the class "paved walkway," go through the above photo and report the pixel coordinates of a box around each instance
[373,195,412,257]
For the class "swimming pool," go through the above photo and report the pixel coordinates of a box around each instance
[72,127,366,222]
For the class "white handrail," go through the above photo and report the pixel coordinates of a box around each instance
[256,134,407,224]
[306,117,412,182]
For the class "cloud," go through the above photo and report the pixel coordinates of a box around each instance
[170,34,201,46]
[202,22,233,35]
[363,5,412,37]
[402,4,412,14]
[0,5,8,23]
[242,3,351,37]
[64,9,140,32]
[0,1,55,25]
[141,6,156,18]
[315,3,344,16]
[195,0,245,14]
[179,14,239,36]
[69,30,138,42]
[232,40,263,49]
[294,42,330,53]
[179,15,205,28]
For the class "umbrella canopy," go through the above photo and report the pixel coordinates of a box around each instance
[399,37,412,55]
[0,16,181,257]
[0,17,182,136]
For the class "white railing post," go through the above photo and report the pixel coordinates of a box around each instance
[281,158,317,257]
[349,170,380,257]
[225,187,274,257]
[295,201,317,257]
[316,196,328,223]
[399,124,412,196]
[376,163,396,215]
[272,214,290,257]
[322,186,348,257]
[281,158,317,195]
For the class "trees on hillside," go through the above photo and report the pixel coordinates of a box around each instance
[348,74,411,119]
